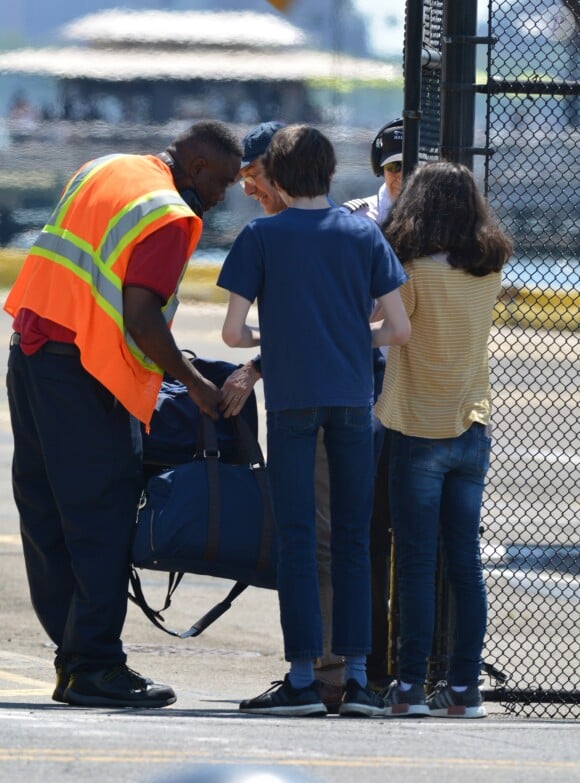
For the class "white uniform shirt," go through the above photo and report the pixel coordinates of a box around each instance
[342,183,396,361]
[341,183,393,226]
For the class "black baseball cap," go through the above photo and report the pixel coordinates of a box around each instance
[241,121,285,167]
[378,125,403,168]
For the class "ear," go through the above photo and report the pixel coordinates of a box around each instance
[274,183,291,206]
[189,156,208,178]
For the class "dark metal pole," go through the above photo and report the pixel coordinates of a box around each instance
[402,0,424,176]
[440,0,478,169]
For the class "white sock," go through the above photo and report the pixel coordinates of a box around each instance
[398,680,413,691]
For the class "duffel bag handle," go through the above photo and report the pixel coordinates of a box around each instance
[199,414,275,571]
[232,416,275,573]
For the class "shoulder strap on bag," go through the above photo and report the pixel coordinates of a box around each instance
[200,413,275,571]
[128,567,248,638]
[233,415,275,572]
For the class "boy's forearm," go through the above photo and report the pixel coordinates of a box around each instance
[373,289,411,346]
[236,324,260,347]
[222,292,259,347]
[370,319,410,347]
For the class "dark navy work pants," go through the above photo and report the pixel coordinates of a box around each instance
[6,343,143,673]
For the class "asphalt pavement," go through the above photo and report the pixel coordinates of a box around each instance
[0,297,578,783]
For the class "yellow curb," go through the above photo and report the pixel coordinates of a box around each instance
[0,249,26,289]
[179,263,229,303]
[1,250,577,327]
[495,286,579,331]
[0,249,226,303]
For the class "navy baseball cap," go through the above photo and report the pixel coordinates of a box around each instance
[241,121,285,167]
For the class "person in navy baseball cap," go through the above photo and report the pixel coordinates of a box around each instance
[239,121,286,215]
[241,121,285,166]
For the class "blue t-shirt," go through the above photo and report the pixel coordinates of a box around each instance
[217,206,407,412]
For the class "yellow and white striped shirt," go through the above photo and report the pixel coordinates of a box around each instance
[375,253,502,439]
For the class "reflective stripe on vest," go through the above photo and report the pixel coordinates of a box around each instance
[4,154,202,422]
[30,183,192,372]
[50,154,124,228]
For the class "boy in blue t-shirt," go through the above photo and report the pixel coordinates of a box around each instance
[217,124,410,718]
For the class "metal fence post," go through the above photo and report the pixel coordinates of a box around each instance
[440,0,478,168]
[402,0,425,175]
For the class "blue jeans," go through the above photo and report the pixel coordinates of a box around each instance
[389,423,491,685]
[267,406,374,661]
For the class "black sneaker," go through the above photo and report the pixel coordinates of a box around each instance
[338,679,388,717]
[381,680,429,717]
[426,681,487,718]
[63,664,176,708]
[52,664,70,703]
[239,675,327,717]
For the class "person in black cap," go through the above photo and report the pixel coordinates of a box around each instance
[342,119,404,222]
[342,117,405,690]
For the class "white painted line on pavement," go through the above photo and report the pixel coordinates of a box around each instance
[0,670,50,688]
[0,534,20,545]
[488,567,580,603]
[0,650,53,695]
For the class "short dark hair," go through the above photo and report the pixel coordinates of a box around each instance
[263,125,336,198]
[383,161,512,277]
[170,119,242,164]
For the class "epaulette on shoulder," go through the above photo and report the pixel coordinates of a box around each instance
[341,198,370,213]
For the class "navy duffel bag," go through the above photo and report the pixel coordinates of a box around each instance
[131,411,277,638]
[141,354,258,469]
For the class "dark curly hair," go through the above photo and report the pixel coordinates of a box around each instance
[169,119,242,166]
[382,161,512,277]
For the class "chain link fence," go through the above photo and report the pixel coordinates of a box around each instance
[481,0,579,718]
[404,0,579,718]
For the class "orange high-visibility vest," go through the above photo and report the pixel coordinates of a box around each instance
[4,154,202,424]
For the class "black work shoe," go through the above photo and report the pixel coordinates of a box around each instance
[52,664,69,703]
[239,675,327,717]
[426,681,487,718]
[338,678,388,717]
[63,665,176,708]
[381,680,429,717]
